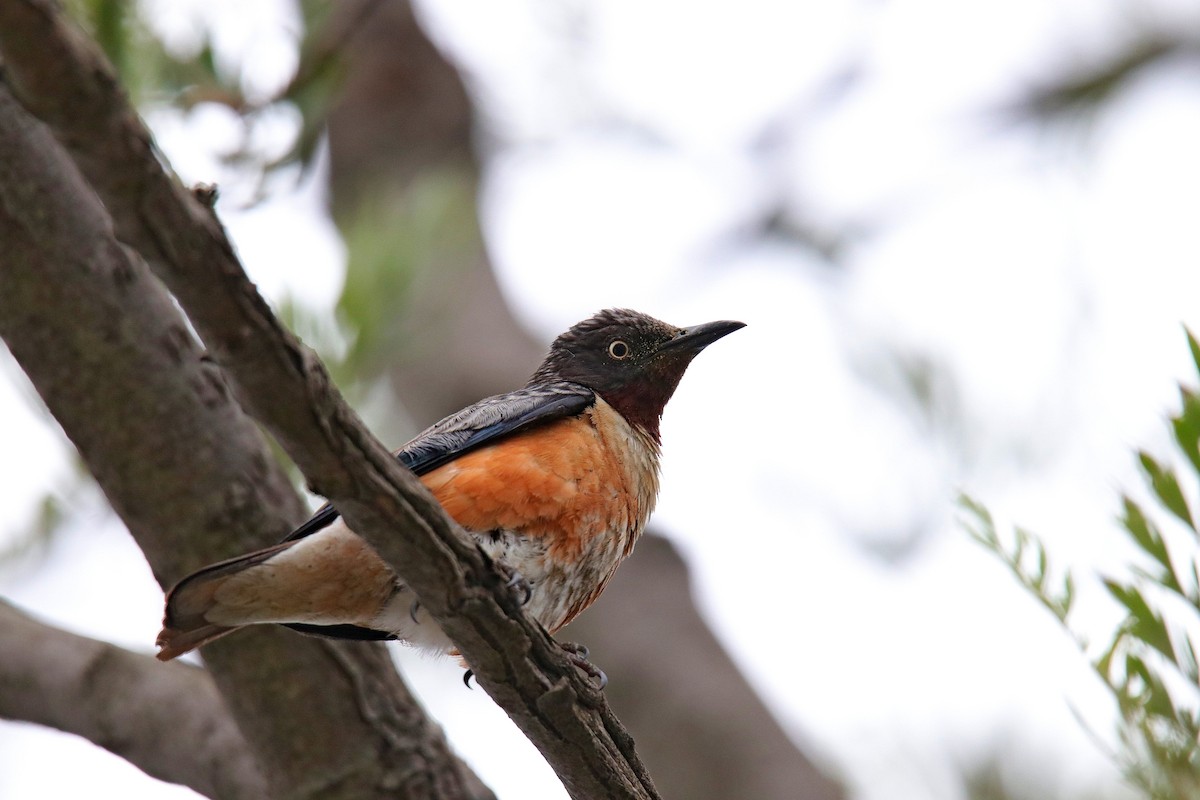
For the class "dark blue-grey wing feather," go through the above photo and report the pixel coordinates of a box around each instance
[281,382,594,543]
[397,386,594,475]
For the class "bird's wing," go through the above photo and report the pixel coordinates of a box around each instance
[282,382,595,543]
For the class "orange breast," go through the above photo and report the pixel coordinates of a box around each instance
[418,414,633,561]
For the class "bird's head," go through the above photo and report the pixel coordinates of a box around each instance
[529,308,745,441]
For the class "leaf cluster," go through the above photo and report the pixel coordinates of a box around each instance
[964,330,1200,800]
[65,0,347,190]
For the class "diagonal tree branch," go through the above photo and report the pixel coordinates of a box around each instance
[0,78,489,800]
[0,600,266,799]
[0,2,660,798]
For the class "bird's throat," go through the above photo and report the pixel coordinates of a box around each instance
[600,377,680,444]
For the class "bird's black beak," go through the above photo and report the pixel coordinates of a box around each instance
[658,320,746,354]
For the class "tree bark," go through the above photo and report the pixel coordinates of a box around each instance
[0,61,487,800]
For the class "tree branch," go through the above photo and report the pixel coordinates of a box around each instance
[0,77,489,800]
[0,600,266,799]
[0,2,659,798]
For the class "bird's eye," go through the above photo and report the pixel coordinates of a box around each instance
[608,340,631,360]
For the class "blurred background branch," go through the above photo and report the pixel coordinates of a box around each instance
[0,600,266,799]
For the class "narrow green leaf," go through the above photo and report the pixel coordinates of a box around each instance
[1125,652,1152,698]
[1140,667,1175,723]
[1104,579,1174,662]
[1122,496,1172,571]
[1062,572,1076,617]
[197,41,219,82]
[957,493,998,548]
[1035,538,1049,590]
[1138,451,1195,530]
[1013,527,1028,568]
[1173,387,1200,479]
[1186,326,1200,378]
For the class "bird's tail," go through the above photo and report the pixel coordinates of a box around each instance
[155,542,291,661]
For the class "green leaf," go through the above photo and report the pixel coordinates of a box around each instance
[1141,669,1176,726]
[1139,451,1195,530]
[1096,631,1124,681]
[1173,387,1200,479]
[957,493,996,546]
[1186,326,1200,378]
[1034,534,1049,590]
[1104,579,1174,663]
[1122,496,1172,572]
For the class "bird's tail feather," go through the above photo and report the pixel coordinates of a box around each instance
[155,542,291,661]
[155,622,237,661]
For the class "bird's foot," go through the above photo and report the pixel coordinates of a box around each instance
[559,641,607,689]
[409,598,422,625]
[462,643,607,691]
[499,564,533,606]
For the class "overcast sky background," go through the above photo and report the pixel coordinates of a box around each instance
[3,0,1200,797]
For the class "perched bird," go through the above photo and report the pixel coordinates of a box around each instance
[156,308,743,664]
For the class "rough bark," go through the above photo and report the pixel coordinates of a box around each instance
[0,63,487,800]
[0,600,266,799]
[0,2,658,798]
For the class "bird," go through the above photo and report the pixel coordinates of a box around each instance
[155,308,744,669]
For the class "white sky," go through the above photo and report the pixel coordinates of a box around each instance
[4,0,1200,798]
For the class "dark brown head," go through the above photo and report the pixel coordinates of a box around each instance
[529,309,745,441]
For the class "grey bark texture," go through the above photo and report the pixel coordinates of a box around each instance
[0,72,489,800]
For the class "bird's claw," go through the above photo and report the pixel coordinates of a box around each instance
[502,567,533,606]
[409,598,421,625]
[560,641,606,689]
[462,644,606,691]
[559,641,589,659]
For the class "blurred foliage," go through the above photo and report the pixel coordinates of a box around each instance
[0,446,102,572]
[58,0,419,392]
[334,169,482,385]
[0,493,63,570]
[63,0,377,190]
[963,755,1125,800]
[61,0,455,385]
[49,0,478,460]
[961,497,1077,629]
[65,0,238,111]
[964,330,1200,800]
[1008,29,1200,129]
[19,2,374,534]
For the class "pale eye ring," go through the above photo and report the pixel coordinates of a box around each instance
[608,340,631,360]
